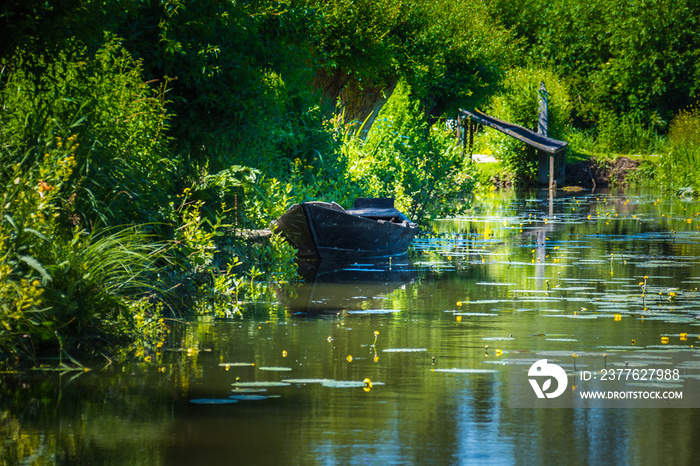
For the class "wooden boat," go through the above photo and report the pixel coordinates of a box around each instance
[271,198,418,260]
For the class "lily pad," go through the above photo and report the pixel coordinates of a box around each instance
[347,309,401,315]
[382,348,428,353]
[228,395,270,401]
[283,378,333,384]
[231,381,291,388]
[543,314,600,319]
[190,398,238,405]
[431,368,499,374]
[476,282,517,286]
[320,380,385,388]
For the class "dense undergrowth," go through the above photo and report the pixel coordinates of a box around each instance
[1,0,699,366]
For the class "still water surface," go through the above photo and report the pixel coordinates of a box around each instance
[3,188,700,465]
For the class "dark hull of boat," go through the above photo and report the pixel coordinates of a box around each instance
[271,202,417,260]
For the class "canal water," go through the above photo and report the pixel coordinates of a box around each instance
[2,189,700,465]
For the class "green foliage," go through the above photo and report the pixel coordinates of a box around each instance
[1,36,176,227]
[596,111,667,155]
[492,0,700,128]
[473,161,506,192]
[0,36,177,364]
[7,0,700,365]
[307,0,515,116]
[0,217,170,365]
[657,105,700,192]
[344,80,475,221]
[481,67,572,184]
[118,0,327,170]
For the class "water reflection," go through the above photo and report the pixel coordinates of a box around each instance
[3,188,700,465]
[281,257,417,315]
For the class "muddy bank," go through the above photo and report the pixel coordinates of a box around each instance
[565,156,640,188]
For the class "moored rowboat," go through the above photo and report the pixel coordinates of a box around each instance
[271,198,417,260]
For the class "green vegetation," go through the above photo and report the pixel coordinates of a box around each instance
[1,0,699,365]
[0,0,507,366]
[658,105,700,193]
[345,80,476,221]
[479,67,572,184]
[491,0,700,127]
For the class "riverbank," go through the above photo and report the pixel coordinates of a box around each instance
[475,153,656,190]
[565,156,643,188]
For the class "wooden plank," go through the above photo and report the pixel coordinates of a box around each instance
[459,108,567,154]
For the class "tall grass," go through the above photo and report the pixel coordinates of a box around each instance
[657,105,700,192]
[596,111,667,155]
[0,222,171,366]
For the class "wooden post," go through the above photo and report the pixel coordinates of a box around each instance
[469,119,475,164]
[537,81,554,190]
[538,81,548,136]
[456,114,464,157]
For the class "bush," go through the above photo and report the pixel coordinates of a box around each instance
[344,80,475,221]
[0,35,177,227]
[0,37,176,365]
